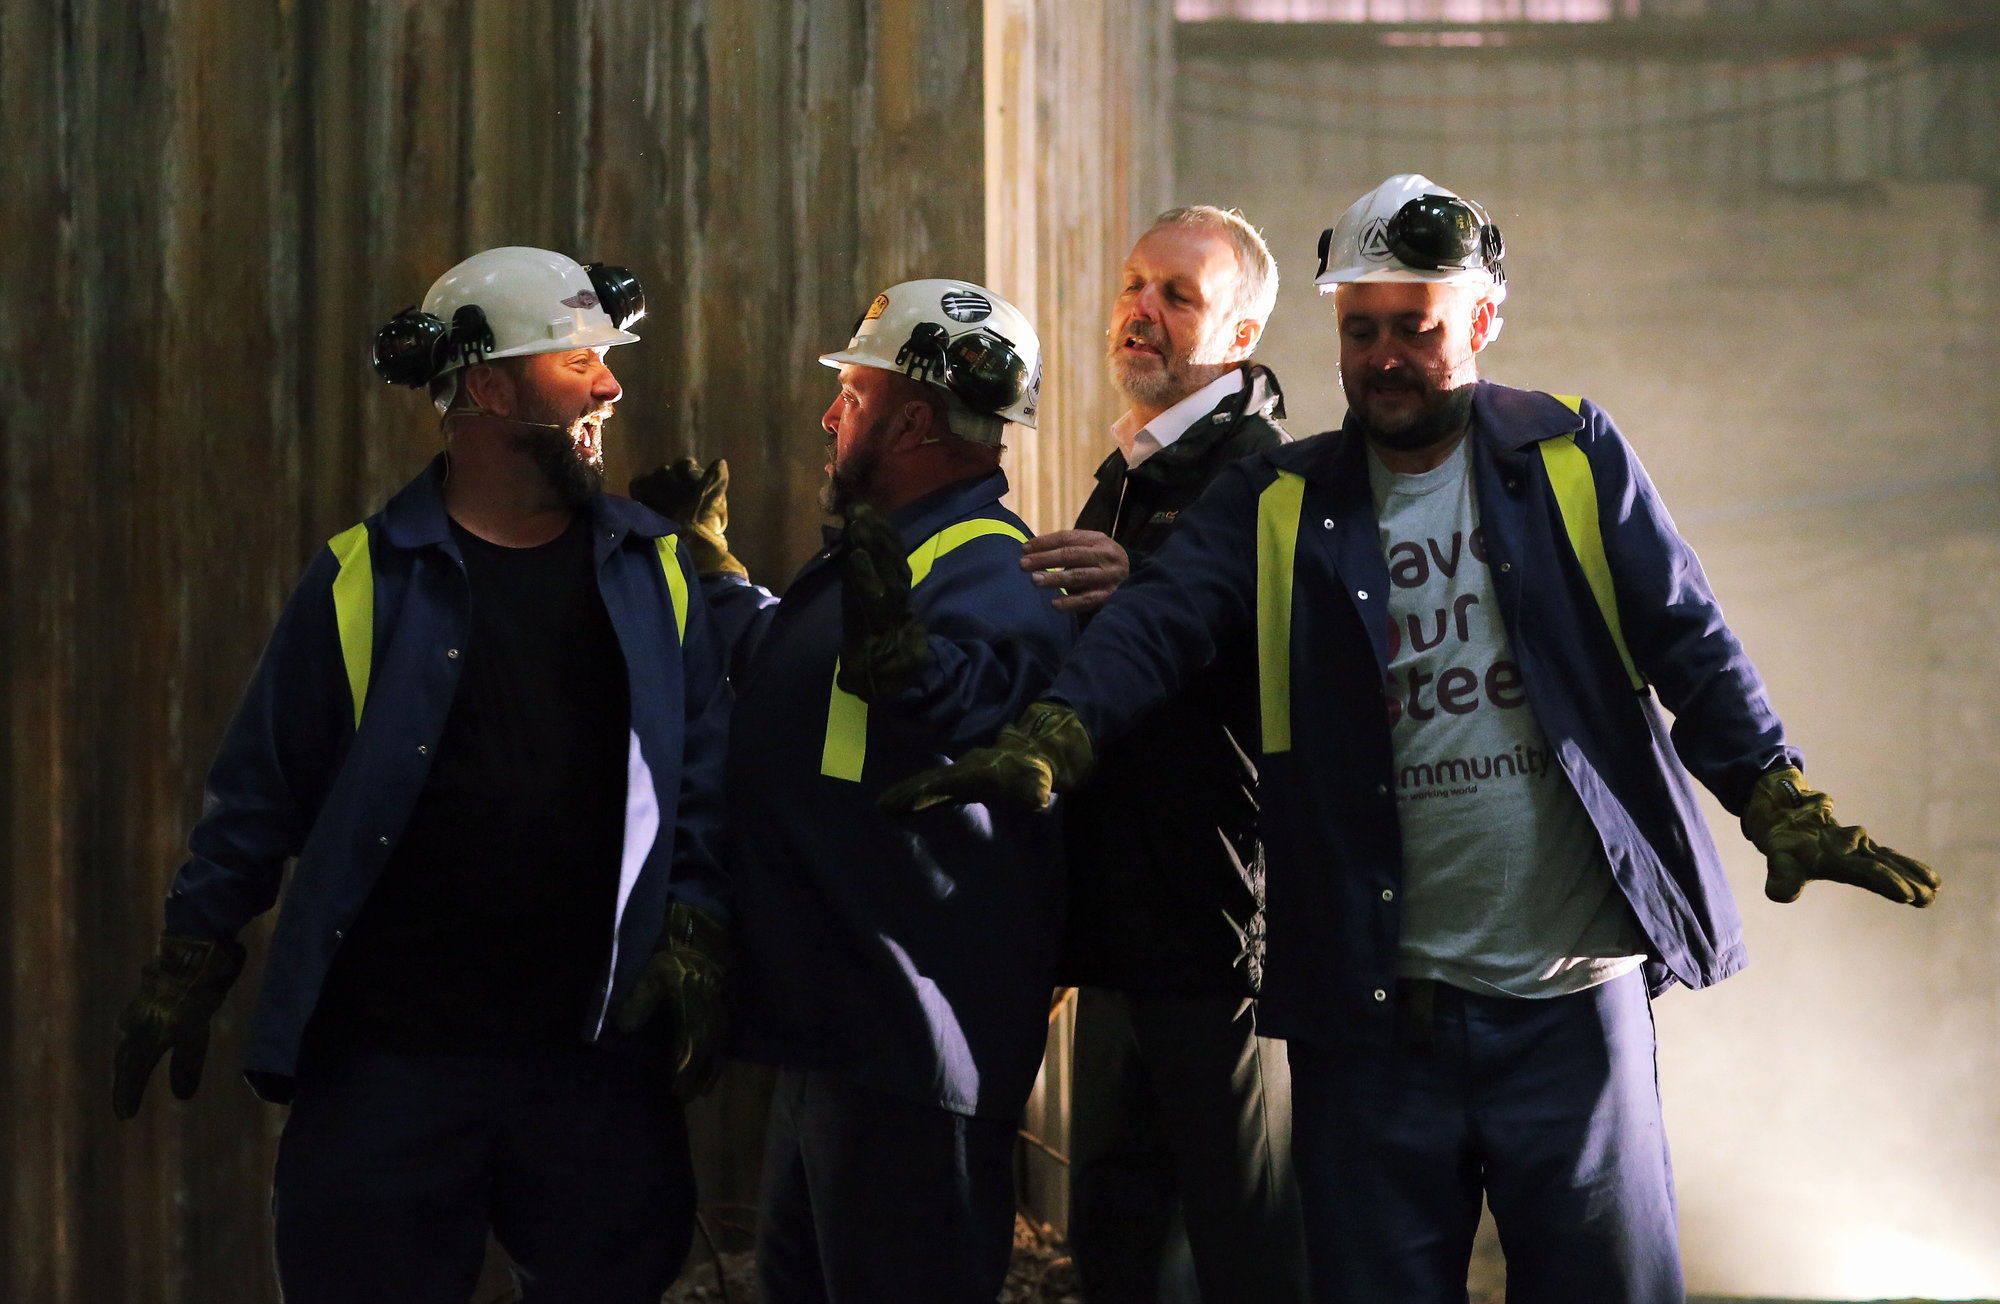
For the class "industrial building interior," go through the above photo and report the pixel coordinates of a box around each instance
[3,1,1995,1301]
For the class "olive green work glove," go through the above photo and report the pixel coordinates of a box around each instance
[837,504,931,702]
[1742,766,1940,907]
[878,701,1095,814]
[628,457,747,578]
[613,902,732,1104]
[112,933,247,1120]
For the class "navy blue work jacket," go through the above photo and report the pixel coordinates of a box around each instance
[714,471,1074,1118]
[1049,382,1798,1047]
[163,457,731,1101]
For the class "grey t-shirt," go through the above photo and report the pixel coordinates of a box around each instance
[1370,438,1644,998]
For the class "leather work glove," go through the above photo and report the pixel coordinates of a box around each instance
[613,902,732,1104]
[878,701,1095,814]
[837,504,931,701]
[1742,766,1940,907]
[112,933,247,1120]
[628,457,747,578]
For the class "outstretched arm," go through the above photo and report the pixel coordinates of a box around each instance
[1578,402,1938,908]
[880,462,1267,813]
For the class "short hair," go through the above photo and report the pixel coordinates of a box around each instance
[1148,205,1280,332]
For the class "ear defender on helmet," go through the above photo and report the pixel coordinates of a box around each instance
[1384,193,1505,282]
[372,307,451,387]
[893,322,1028,416]
[941,329,1028,414]
[371,304,496,387]
[584,262,645,330]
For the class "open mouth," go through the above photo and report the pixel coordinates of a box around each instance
[1366,377,1425,400]
[572,412,608,463]
[1117,333,1165,359]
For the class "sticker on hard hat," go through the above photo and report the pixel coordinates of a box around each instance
[940,290,992,323]
[1359,218,1394,263]
[864,294,890,322]
[561,290,601,309]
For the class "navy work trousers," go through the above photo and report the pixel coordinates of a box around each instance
[271,1041,695,1304]
[756,1066,1019,1304]
[1068,987,1309,1304]
[1289,969,1683,1304]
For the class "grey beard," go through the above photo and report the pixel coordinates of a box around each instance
[1108,353,1232,415]
[1353,382,1475,454]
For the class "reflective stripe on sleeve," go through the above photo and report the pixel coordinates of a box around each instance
[820,518,1031,782]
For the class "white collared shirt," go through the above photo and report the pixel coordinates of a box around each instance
[1111,368,1246,471]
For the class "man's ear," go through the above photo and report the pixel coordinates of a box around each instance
[1227,316,1263,362]
[1468,297,1499,355]
[893,396,944,449]
[458,362,516,417]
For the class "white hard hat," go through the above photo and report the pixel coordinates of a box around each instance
[372,246,645,404]
[820,279,1042,440]
[1313,174,1507,305]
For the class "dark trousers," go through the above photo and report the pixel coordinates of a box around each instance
[1068,987,1310,1304]
[271,1041,695,1304]
[1289,969,1683,1304]
[756,1066,1018,1304]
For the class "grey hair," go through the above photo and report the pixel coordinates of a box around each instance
[1149,204,1280,333]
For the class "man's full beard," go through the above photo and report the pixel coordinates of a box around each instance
[511,409,608,509]
[819,429,885,515]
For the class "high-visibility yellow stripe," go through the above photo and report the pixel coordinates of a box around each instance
[821,518,1030,781]
[820,661,871,780]
[655,535,689,643]
[1256,472,1306,754]
[1543,395,1643,691]
[328,522,374,729]
[904,519,1027,585]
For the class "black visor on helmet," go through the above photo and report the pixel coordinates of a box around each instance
[585,262,646,330]
[894,323,1028,417]
[1385,193,1504,277]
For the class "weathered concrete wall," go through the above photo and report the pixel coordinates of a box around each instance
[986,0,1177,539]
[0,3,983,1301]
[985,0,1179,1234]
[1178,62,2000,1294]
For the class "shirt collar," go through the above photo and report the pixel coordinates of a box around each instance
[1111,368,1246,470]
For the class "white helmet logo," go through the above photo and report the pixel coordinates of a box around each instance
[561,290,600,309]
[1359,218,1394,263]
[940,290,992,323]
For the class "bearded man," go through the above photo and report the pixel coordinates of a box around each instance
[111,248,733,1303]
[635,279,1073,1304]
[883,177,1939,1304]
[1017,205,1308,1304]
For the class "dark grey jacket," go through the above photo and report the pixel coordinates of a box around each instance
[1059,362,1289,997]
